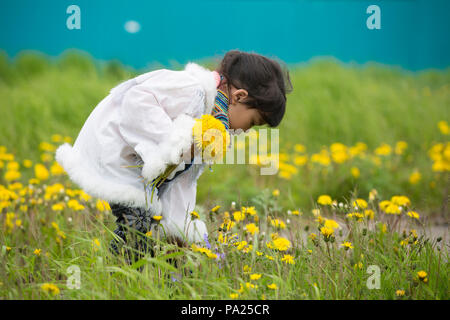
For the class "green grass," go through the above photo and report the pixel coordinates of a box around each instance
[0,50,448,299]
[0,187,447,299]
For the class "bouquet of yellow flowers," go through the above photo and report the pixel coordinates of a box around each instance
[144,114,230,203]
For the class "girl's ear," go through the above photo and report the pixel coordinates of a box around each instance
[233,89,248,104]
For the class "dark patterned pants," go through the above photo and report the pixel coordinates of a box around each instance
[109,203,157,262]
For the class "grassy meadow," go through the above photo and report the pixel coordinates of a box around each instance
[0,50,448,299]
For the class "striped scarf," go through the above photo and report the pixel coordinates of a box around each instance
[212,88,230,130]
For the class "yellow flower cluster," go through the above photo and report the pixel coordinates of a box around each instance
[416,270,428,283]
[269,218,286,229]
[192,114,230,163]
[428,142,450,172]
[379,195,412,215]
[191,244,217,259]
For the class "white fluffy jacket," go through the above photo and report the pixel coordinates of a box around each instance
[55,62,218,243]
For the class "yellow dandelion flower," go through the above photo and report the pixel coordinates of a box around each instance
[96,199,110,212]
[152,215,163,222]
[245,282,257,289]
[265,254,274,261]
[23,159,33,168]
[245,223,259,235]
[396,290,405,297]
[34,164,49,181]
[379,200,391,211]
[385,203,401,214]
[294,155,308,166]
[52,203,64,212]
[395,141,408,155]
[416,270,428,283]
[364,209,375,220]
[272,237,291,251]
[351,166,360,178]
[320,226,334,239]
[244,206,257,216]
[7,161,20,171]
[92,238,100,251]
[67,199,85,211]
[272,189,280,197]
[190,211,200,220]
[270,218,286,229]
[51,134,63,143]
[390,195,411,207]
[211,205,220,213]
[33,248,42,256]
[50,162,65,176]
[375,143,392,156]
[281,254,295,265]
[324,219,339,230]
[78,191,91,202]
[409,229,418,240]
[438,120,449,135]
[4,170,21,181]
[41,283,60,295]
[341,242,354,250]
[409,171,421,184]
[317,195,333,206]
[8,182,23,191]
[28,178,40,185]
[267,283,278,290]
[233,210,245,222]
[369,189,378,201]
[294,144,306,153]
[353,198,368,209]
[40,153,53,163]
[230,293,239,299]
[250,273,262,281]
[39,142,56,152]
[407,211,420,220]
[236,241,248,251]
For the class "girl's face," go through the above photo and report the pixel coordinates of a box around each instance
[218,81,266,132]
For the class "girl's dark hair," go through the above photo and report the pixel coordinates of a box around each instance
[216,50,293,127]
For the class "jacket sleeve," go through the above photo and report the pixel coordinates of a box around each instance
[118,81,198,182]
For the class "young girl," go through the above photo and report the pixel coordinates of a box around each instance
[55,50,292,257]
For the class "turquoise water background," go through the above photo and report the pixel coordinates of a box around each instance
[1,0,449,70]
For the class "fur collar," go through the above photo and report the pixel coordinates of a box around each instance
[183,62,217,115]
